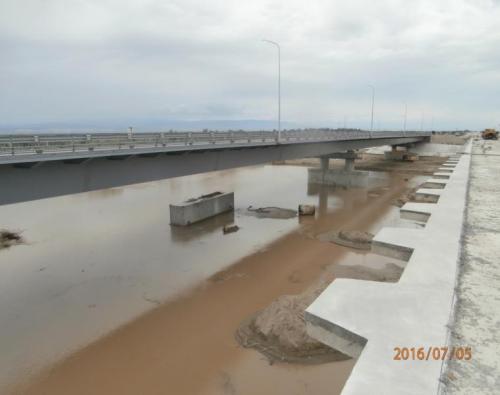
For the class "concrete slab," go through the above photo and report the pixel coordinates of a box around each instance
[400,202,437,222]
[433,172,451,179]
[305,140,472,395]
[372,227,425,260]
[415,188,443,196]
[423,178,448,189]
[414,188,443,203]
[169,192,234,226]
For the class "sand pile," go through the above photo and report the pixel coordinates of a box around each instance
[332,262,404,282]
[0,230,23,250]
[236,279,350,364]
[367,186,390,198]
[318,230,374,250]
[392,185,422,207]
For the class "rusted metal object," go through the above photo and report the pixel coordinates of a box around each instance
[481,129,498,140]
[298,204,315,216]
[223,224,239,234]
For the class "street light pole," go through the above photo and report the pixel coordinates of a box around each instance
[403,103,408,134]
[368,85,375,136]
[263,39,281,142]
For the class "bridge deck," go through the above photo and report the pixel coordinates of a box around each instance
[0,130,428,164]
[0,130,430,205]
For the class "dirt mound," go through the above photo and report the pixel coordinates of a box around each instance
[236,280,350,364]
[0,230,23,250]
[367,186,390,198]
[338,230,372,244]
[392,185,420,207]
[332,262,404,282]
[318,230,374,250]
[246,206,297,219]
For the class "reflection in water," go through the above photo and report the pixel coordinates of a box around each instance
[0,165,312,391]
[170,212,235,243]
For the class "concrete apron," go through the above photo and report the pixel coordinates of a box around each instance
[305,140,473,395]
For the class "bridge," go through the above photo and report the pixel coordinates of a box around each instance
[0,130,430,205]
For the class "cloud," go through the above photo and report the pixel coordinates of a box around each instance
[1,0,499,130]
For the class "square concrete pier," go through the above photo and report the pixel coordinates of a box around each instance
[170,192,234,226]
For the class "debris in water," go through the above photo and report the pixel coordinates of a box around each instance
[246,206,297,219]
[298,204,315,216]
[0,230,23,250]
[223,224,239,234]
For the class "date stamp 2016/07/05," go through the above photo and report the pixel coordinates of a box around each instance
[393,347,472,361]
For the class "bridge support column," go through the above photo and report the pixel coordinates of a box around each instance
[384,145,418,161]
[320,156,330,172]
[309,150,371,187]
[344,150,356,172]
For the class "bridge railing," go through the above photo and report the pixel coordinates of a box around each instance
[0,130,429,157]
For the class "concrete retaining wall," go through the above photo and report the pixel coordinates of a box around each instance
[169,192,234,226]
[305,143,472,394]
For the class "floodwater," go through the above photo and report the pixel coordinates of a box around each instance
[0,164,427,395]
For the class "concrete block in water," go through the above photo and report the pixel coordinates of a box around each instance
[222,224,239,234]
[170,192,234,226]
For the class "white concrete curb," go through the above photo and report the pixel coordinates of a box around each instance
[305,140,473,395]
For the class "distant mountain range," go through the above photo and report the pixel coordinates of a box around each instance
[0,119,303,134]
[0,118,473,134]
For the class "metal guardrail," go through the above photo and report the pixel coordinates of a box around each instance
[0,130,429,157]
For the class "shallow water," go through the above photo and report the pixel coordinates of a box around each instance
[0,164,427,394]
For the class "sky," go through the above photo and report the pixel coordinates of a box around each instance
[1,0,499,131]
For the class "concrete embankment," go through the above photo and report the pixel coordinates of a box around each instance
[305,140,473,394]
[442,140,500,394]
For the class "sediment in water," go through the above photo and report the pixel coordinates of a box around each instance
[0,230,23,250]
[235,277,350,364]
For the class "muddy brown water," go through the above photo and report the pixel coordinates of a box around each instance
[0,164,429,395]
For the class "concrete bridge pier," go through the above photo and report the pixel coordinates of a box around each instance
[320,156,330,172]
[384,145,418,161]
[310,150,367,187]
[343,151,356,172]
